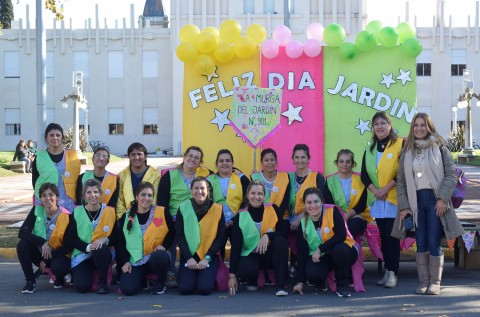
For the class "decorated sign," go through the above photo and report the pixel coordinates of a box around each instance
[230,86,282,147]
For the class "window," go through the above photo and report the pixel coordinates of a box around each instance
[143,51,158,78]
[46,51,55,78]
[5,108,21,135]
[264,0,275,14]
[73,52,89,78]
[244,0,254,13]
[4,51,20,78]
[451,49,466,76]
[79,125,91,134]
[108,51,124,78]
[108,108,124,135]
[416,49,431,76]
[143,108,158,134]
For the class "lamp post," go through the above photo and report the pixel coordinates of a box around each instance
[451,106,457,135]
[61,71,88,157]
[457,69,479,156]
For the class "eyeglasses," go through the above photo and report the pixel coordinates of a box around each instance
[94,154,109,160]
[139,193,153,198]
[338,160,351,164]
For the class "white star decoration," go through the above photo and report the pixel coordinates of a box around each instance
[210,108,230,132]
[236,134,247,143]
[380,73,396,89]
[396,69,413,86]
[355,118,371,135]
[281,102,303,125]
[203,66,219,82]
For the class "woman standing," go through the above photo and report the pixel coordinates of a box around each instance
[293,188,358,298]
[67,179,118,294]
[393,113,464,295]
[361,111,403,288]
[17,183,72,293]
[228,181,289,296]
[117,182,175,296]
[32,123,80,212]
[176,177,225,295]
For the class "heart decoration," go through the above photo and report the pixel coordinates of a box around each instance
[152,218,163,227]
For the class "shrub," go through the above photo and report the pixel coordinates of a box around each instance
[446,125,464,152]
[62,128,91,152]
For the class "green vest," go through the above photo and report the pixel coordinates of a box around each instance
[239,211,261,256]
[300,217,322,256]
[326,175,349,211]
[34,150,60,198]
[71,205,110,257]
[169,169,191,216]
[32,206,48,239]
[123,210,144,263]
[179,200,201,256]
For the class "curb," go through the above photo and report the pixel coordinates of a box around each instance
[1,194,33,205]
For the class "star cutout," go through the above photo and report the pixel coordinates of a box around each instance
[236,134,247,143]
[355,118,371,135]
[210,108,230,132]
[396,69,412,86]
[380,73,396,89]
[281,102,303,126]
[203,66,219,82]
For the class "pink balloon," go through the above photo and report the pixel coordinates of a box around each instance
[273,25,292,46]
[261,39,279,59]
[285,40,304,59]
[307,23,324,42]
[303,39,322,57]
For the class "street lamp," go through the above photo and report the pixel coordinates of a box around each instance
[457,69,479,156]
[61,71,88,157]
[451,106,457,135]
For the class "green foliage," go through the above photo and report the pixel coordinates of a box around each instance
[447,125,465,152]
[0,0,14,29]
[62,128,90,152]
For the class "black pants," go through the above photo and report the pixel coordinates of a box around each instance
[17,239,70,282]
[305,243,357,289]
[237,236,288,287]
[177,256,218,295]
[120,250,170,296]
[347,217,368,240]
[72,245,112,293]
[376,218,400,274]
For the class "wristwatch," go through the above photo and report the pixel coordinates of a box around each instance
[205,255,211,262]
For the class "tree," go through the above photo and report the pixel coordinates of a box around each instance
[46,0,64,20]
[0,0,14,29]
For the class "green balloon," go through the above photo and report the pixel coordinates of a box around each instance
[378,27,398,48]
[339,42,357,60]
[355,31,376,52]
[396,22,416,44]
[401,37,422,57]
[323,23,346,47]
[366,20,383,36]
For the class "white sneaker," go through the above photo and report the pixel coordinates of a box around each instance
[64,273,72,284]
[275,288,288,296]
[384,271,397,288]
[377,270,389,286]
[246,285,258,291]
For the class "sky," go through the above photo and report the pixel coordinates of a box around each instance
[12,0,477,29]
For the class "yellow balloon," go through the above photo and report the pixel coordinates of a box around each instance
[233,36,256,59]
[220,19,242,44]
[203,26,220,46]
[195,54,215,75]
[214,42,234,64]
[194,31,217,54]
[176,42,198,63]
[246,24,267,45]
[179,24,200,43]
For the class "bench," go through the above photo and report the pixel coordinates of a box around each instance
[9,161,26,173]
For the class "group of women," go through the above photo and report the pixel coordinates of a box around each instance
[17,110,464,297]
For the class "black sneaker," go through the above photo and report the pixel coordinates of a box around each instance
[53,279,65,289]
[315,281,328,292]
[96,282,109,294]
[151,284,166,295]
[21,281,36,294]
[336,288,351,298]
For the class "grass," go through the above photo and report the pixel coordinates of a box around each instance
[452,150,480,166]
[0,225,19,248]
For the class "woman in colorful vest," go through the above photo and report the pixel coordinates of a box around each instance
[250,148,290,219]
[117,142,160,219]
[325,149,372,239]
[17,183,72,294]
[393,113,464,295]
[228,180,289,297]
[176,176,225,295]
[32,123,81,212]
[76,146,119,208]
[207,149,250,258]
[361,111,403,288]
[66,179,118,294]
[117,182,175,296]
[293,187,358,298]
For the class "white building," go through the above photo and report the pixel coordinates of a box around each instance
[1,0,479,156]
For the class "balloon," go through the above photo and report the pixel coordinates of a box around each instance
[378,26,398,48]
[355,30,376,52]
[303,39,322,57]
[195,54,215,75]
[396,22,416,44]
[306,22,324,42]
[233,36,256,59]
[339,42,357,60]
[176,42,198,63]
[194,31,217,54]
[179,24,200,43]
[401,37,422,57]
[203,26,220,46]
[273,25,292,46]
[261,39,279,59]
[323,23,346,47]
[365,20,383,39]
[220,19,242,44]
[214,42,234,63]
[246,23,267,45]
[285,40,304,59]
